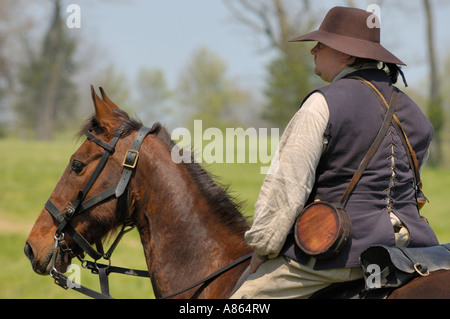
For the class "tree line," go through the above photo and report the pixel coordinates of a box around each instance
[0,0,448,166]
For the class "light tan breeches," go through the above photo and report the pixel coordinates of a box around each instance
[230,256,363,299]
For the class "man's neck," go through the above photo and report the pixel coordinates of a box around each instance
[332,62,379,83]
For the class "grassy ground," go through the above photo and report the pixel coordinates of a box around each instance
[0,138,266,299]
[0,137,449,299]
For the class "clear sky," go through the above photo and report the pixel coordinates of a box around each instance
[57,0,450,94]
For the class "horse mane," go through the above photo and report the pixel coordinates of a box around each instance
[154,126,250,236]
[78,111,249,236]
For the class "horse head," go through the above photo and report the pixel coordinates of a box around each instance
[25,86,251,298]
[24,86,145,275]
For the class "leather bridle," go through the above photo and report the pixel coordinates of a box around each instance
[45,124,157,298]
[43,122,251,299]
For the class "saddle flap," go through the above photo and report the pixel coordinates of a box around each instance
[360,244,450,290]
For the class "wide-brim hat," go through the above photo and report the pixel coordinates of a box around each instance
[289,6,406,66]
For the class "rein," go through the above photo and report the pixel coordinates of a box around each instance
[44,124,251,299]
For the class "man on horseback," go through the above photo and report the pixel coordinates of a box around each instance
[231,6,439,299]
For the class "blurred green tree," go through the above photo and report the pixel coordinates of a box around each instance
[0,0,34,137]
[423,0,444,167]
[224,0,320,129]
[94,63,131,111]
[135,68,173,128]
[177,46,250,130]
[14,0,78,140]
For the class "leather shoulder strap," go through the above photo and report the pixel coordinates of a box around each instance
[352,77,423,192]
[339,78,397,206]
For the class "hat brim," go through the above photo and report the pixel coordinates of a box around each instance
[289,30,406,66]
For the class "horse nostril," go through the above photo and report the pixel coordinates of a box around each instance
[24,242,35,262]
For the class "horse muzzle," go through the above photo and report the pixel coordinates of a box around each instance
[24,241,71,275]
[24,241,47,275]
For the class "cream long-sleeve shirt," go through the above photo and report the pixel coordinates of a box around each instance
[245,91,329,259]
[244,65,404,259]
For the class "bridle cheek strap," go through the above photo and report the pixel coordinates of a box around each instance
[116,126,153,197]
[45,126,154,261]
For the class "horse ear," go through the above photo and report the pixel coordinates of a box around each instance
[99,87,120,110]
[91,85,116,132]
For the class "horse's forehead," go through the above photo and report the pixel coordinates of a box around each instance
[72,136,106,159]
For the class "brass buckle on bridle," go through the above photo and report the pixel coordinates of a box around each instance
[122,149,139,169]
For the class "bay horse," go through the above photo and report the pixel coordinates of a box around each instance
[24,86,449,299]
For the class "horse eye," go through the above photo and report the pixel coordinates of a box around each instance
[71,160,86,174]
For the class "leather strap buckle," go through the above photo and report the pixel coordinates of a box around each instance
[122,150,139,169]
[414,263,430,276]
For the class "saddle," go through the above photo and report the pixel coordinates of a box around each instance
[360,244,450,290]
[310,244,450,299]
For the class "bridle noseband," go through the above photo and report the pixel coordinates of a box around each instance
[45,124,157,298]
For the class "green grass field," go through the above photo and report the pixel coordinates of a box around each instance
[1,137,449,299]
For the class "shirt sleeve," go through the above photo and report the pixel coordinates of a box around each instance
[244,92,330,258]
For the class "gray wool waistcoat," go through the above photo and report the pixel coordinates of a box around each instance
[282,69,439,270]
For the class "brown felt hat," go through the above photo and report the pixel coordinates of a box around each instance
[289,6,406,66]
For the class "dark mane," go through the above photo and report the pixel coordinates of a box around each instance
[154,126,250,235]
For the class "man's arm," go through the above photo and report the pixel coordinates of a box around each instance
[244,92,330,264]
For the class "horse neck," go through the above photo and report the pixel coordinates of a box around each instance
[130,138,251,298]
